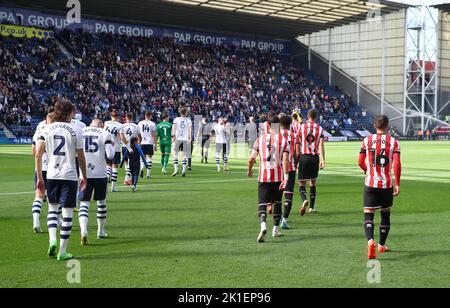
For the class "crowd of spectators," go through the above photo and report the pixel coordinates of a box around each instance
[1,30,363,137]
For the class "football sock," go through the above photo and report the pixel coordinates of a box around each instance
[32,197,43,227]
[364,212,375,241]
[380,210,391,246]
[216,156,220,168]
[182,157,187,173]
[147,159,152,176]
[283,192,293,219]
[60,207,74,255]
[310,186,317,209]
[111,168,118,183]
[47,203,59,244]
[174,157,179,173]
[106,166,112,179]
[126,167,131,181]
[97,200,107,235]
[273,202,282,227]
[188,158,192,168]
[224,156,228,167]
[140,159,145,175]
[78,201,90,236]
[300,186,307,202]
[261,221,267,232]
[161,155,165,168]
[258,204,267,224]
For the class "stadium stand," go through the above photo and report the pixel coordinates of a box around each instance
[0,28,375,138]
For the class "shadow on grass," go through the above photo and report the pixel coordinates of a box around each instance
[379,249,450,261]
[79,247,261,260]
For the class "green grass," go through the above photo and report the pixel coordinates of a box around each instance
[0,141,449,288]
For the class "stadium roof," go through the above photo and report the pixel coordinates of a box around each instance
[5,0,409,39]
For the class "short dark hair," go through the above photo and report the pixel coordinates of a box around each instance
[162,113,169,120]
[292,113,299,121]
[269,115,280,125]
[280,115,292,129]
[130,137,139,145]
[268,110,277,120]
[145,111,153,119]
[374,115,389,130]
[308,109,318,121]
[54,100,74,122]
[126,113,133,121]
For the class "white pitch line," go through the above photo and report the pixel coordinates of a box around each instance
[0,178,253,196]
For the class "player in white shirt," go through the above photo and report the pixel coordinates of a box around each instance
[138,111,157,179]
[122,113,141,185]
[71,118,87,176]
[31,112,55,233]
[104,110,127,192]
[172,107,192,177]
[213,118,229,172]
[35,100,87,261]
[78,119,115,245]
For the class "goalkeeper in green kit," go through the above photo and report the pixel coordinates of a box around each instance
[156,113,173,175]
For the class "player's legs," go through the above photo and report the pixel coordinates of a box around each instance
[97,199,108,238]
[78,178,95,245]
[173,142,181,176]
[164,143,171,172]
[46,179,60,256]
[257,183,272,243]
[57,181,78,260]
[379,188,394,252]
[110,152,120,192]
[215,143,223,171]
[47,202,59,257]
[188,141,193,171]
[364,208,377,260]
[32,192,44,233]
[130,165,141,191]
[309,179,317,212]
[223,143,229,171]
[93,178,108,238]
[307,155,320,212]
[272,184,283,237]
[32,171,46,233]
[122,147,131,184]
[379,208,391,251]
[201,138,209,163]
[146,154,153,178]
[281,171,296,229]
[124,161,132,184]
[111,164,119,192]
[363,186,387,259]
[107,163,112,183]
[299,180,309,216]
[181,144,188,176]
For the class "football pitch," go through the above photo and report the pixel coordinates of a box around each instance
[0,141,449,288]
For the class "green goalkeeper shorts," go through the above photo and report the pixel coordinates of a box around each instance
[160,143,172,154]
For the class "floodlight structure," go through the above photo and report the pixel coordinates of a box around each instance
[403,3,443,135]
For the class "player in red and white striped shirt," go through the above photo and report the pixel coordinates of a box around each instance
[296,109,326,215]
[358,115,401,259]
[279,115,300,229]
[248,116,290,243]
